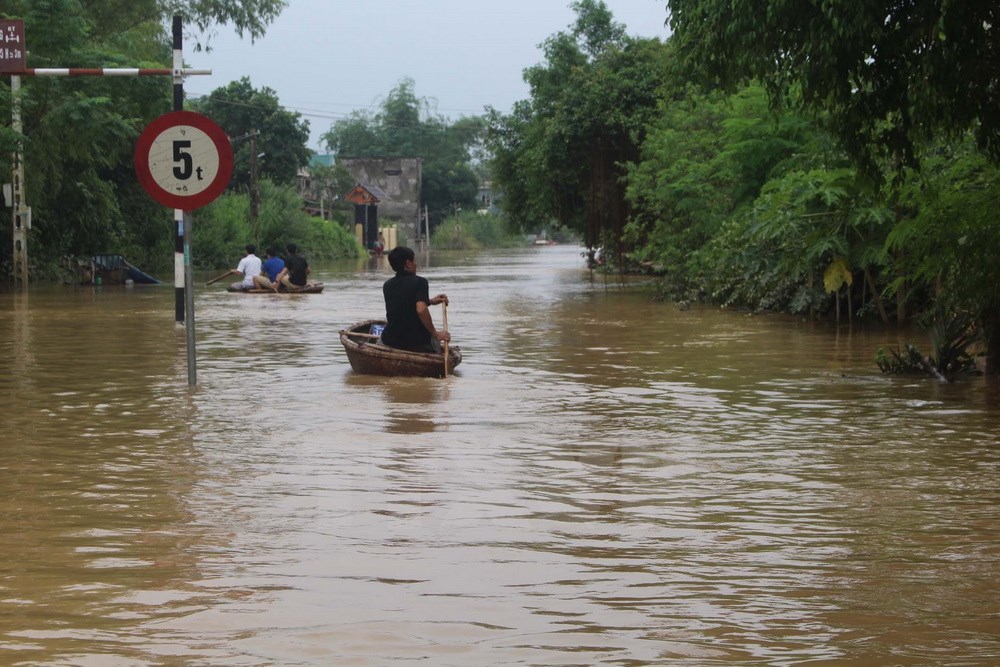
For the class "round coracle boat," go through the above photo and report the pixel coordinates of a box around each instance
[339,319,461,378]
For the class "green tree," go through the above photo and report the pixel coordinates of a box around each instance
[486,1,665,256]
[0,0,289,278]
[305,162,356,221]
[194,180,361,268]
[666,0,999,177]
[190,77,311,191]
[624,85,819,284]
[0,0,171,273]
[887,143,1000,373]
[78,0,287,44]
[667,0,1000,373]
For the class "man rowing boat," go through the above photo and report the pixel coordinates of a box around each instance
[381,246,450,352]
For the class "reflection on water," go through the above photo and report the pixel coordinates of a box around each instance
[1,246,998,665]
[344,373,451,434]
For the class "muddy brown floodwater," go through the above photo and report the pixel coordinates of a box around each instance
[1,245,998,665]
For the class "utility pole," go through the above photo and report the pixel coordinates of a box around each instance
[249,133,260,247]
[230,129,261,246]
[10,74,28,287]
[424,204,430,250]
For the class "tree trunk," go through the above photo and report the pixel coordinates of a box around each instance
[896,281,906,325]
[808,272,815,320]
[836,290,841,326]
[983,305,1000,375]
[861,271,868,311]
[864,268,889,324]
[895,250,906,325]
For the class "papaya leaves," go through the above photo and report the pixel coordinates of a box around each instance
[690,159,893,315]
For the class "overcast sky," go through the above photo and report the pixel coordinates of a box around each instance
[187,1,671,150]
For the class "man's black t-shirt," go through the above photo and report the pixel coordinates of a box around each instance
[382,272,432,351]
[284,254,308,285]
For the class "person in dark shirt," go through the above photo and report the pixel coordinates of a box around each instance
[381,246,450,352]
[273,243,310,292]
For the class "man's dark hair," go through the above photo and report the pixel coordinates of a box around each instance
[387,246,414,272]
[245,244,256,254]
[266,247,277,257]
[286,243,298,254]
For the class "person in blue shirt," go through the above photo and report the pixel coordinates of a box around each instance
[253,247,284,290]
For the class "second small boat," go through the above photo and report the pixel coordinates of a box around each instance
[226,283,325,293]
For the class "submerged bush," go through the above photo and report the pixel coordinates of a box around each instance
[876,307,981,381]
[432,211,522,250]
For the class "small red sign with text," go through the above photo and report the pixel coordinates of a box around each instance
[0,20,25,73]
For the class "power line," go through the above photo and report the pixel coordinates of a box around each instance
[187,93,488,124]
[186,93,489,136]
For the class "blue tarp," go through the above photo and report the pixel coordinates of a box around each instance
[91,254,160,284]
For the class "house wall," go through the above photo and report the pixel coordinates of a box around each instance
[338,157,423,244]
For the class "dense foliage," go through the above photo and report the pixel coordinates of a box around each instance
[0,0,175,275]
[321,79,486,230]
[190,77,311,191]
[193,181,362,269]
[430,211,522,251]
[667,0,999,179]
[486,0,664,255]
[486,1,1000,374]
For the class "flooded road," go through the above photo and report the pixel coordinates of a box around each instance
[1,245,998,665]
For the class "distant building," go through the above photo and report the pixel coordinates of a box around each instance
[344,182,391,250]
[477,179,500,214]
[337,157,423,244]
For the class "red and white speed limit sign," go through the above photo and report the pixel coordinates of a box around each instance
[134,111,234,210]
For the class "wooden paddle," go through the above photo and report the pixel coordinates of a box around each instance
[442,301,449,378]
[206,270,233,285]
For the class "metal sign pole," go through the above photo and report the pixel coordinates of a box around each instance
[173,16,186,324]
[183,210,197,385]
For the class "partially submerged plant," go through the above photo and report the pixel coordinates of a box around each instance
[875,306,982,381]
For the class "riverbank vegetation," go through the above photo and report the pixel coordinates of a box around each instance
[193,181,363,269]
[430,211,522,250]
[486,0,1000,375]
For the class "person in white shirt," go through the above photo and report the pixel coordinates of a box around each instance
[226,244,263,292]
